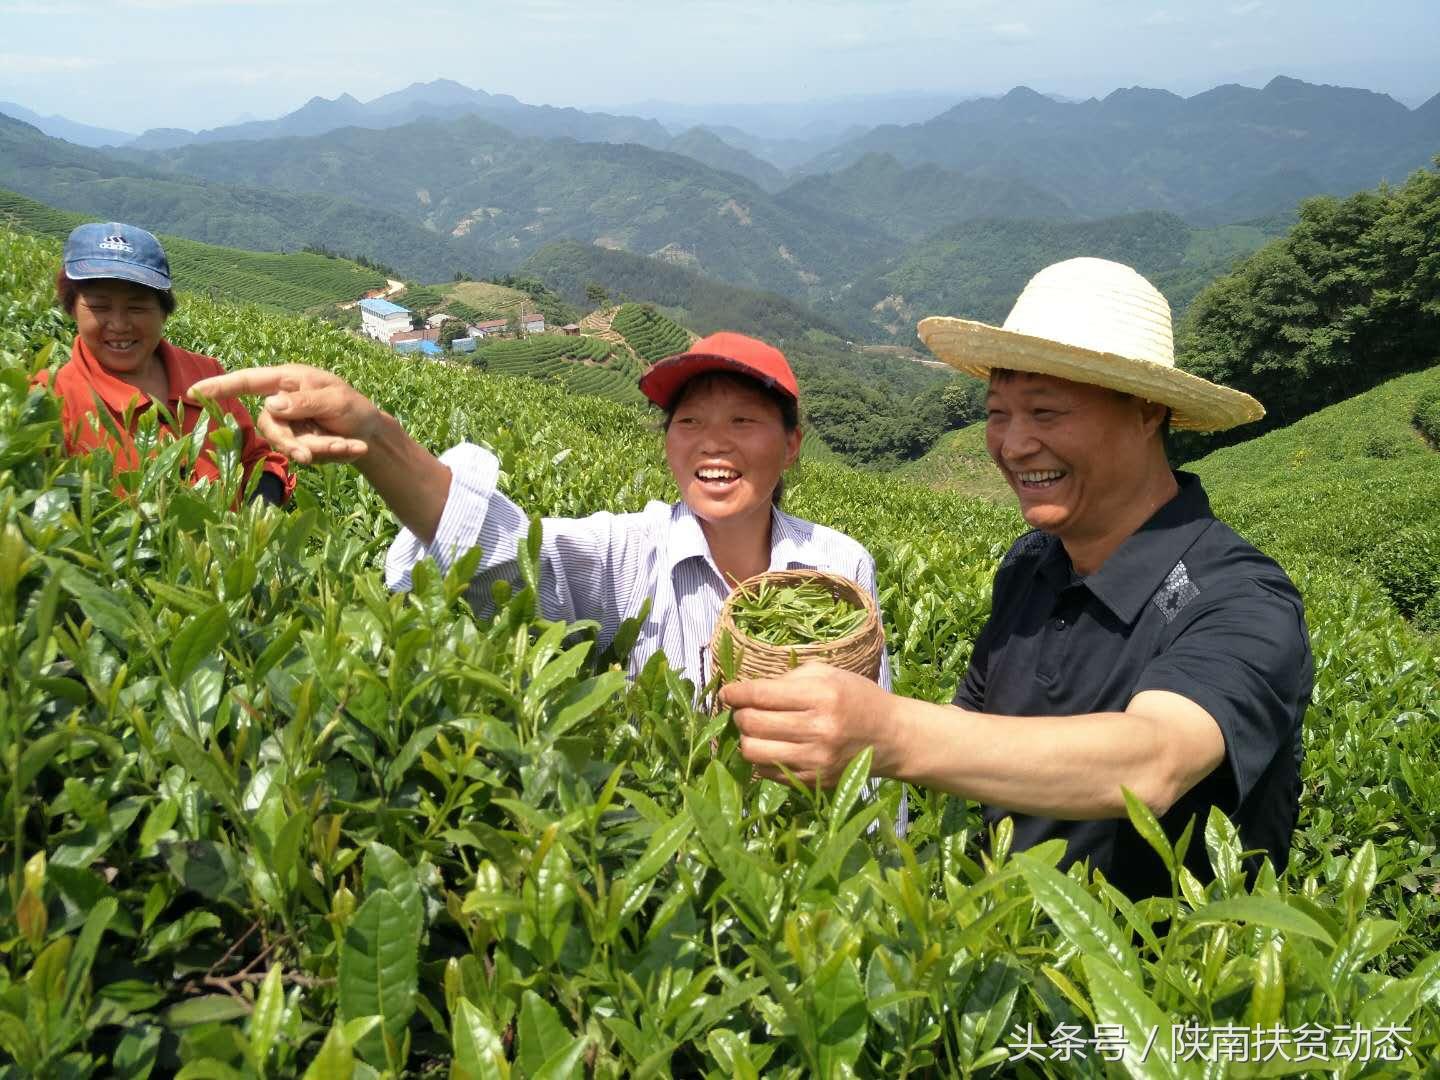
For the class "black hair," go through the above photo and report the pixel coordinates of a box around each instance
[661,370,800,505]
[55,269,176,317]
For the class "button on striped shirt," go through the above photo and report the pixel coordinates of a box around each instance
[385,443,891,693]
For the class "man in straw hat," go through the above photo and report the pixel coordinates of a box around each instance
[722,257,1312,899]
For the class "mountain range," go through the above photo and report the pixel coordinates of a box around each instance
[4,74,1434,345]
[0,113,476,282]
[109,114,900,302]
[109,80,789,193]
[801,76,1440,220]
[0,100,135,148]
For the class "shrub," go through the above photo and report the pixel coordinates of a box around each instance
[1417,590,1440,634]
[1363,429,1408,459]
[1415,386,1440,448]
[1370,523,1440,617]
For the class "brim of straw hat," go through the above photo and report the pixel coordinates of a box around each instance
[917,316,1264,433]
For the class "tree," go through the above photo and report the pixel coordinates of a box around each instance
[937,376,987,428]
[584,281,610,309]
[438,319,467,350]
[1178,161,1440,454]
[505,309,523,338]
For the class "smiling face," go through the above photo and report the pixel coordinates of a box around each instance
[72,279,168,376]
[985,371,1170,550]
[664,374,801,528]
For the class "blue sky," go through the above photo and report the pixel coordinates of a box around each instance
[1,0,1436,133]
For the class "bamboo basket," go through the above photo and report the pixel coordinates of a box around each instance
[709,568,885,684]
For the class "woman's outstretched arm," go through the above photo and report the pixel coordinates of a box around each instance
[189,364,451,542]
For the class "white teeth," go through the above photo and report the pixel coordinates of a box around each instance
[697,467,740,481]
[1019,470,1065,483]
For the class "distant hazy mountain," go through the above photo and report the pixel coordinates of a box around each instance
[665,128,787,191]
[800,76,1440,221]
[119,114,900,303]
[126,79,673,151]
[777,153,1073,242]
[0,101,134,148]
[693,125,857,172]
[121,79,808,188]
[0,113,478,282]
[609,92,968,139]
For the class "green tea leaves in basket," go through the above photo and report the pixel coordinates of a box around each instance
[729,579,868,646]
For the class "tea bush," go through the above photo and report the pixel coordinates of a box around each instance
[610,304,692,363]
[1371,526,1440,620]
[1414,387,1440,448]
[2,224,1438,1077]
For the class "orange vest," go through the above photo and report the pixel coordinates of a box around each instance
[33,337,294,502]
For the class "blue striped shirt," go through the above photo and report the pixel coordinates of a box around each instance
[385,443,892,693]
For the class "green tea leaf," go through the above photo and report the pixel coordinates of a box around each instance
[300,1024,355,1080]
[451,998,508,1080]
[1015,853,1141,982]
[1081,956,1185,1080]
[339,890,421,1067]
[810,954,867,1077]
[1188,897,1337,946]
[247,965,286,1075]
[168,605,229,688]
[517,990,571,1077]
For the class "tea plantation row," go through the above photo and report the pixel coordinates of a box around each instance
[1,225,1437,1077]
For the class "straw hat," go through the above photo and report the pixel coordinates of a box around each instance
[917,257,1263,432]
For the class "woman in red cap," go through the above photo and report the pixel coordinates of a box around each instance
[191,331,887,691]
[36,222,293,506]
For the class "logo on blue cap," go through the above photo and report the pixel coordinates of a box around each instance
[97,234,137,255]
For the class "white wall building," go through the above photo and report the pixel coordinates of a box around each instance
[359,298,413,343]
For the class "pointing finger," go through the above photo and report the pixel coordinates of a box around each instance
[188,367,289,402]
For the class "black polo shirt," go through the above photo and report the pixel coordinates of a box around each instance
[954,472,1311,900]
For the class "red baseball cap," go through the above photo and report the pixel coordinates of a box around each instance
[638,331,800,409]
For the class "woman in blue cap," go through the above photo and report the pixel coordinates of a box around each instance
[38,221,293,504]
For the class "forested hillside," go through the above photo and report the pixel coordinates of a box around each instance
[518,240,856,342]
[1177,160,1440,451]
[777,152,1072,241]
[840,211,1284,338]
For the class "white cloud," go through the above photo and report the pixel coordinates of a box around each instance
[0,1,90,11]
[1,0,299,8]
[1143,10,1184,27]
[0,53,104,74]
[992,21,1033,43]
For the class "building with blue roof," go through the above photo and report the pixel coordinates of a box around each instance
[359,298,407,316]
[393,338,446,357]
[358,296,413,343]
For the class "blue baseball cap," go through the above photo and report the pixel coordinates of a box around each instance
[63,222,172,292]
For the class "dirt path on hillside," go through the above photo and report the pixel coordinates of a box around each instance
[579,307,639,360]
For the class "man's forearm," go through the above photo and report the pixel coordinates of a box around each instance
[877,696,1210,820]
[355,411,452,544]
